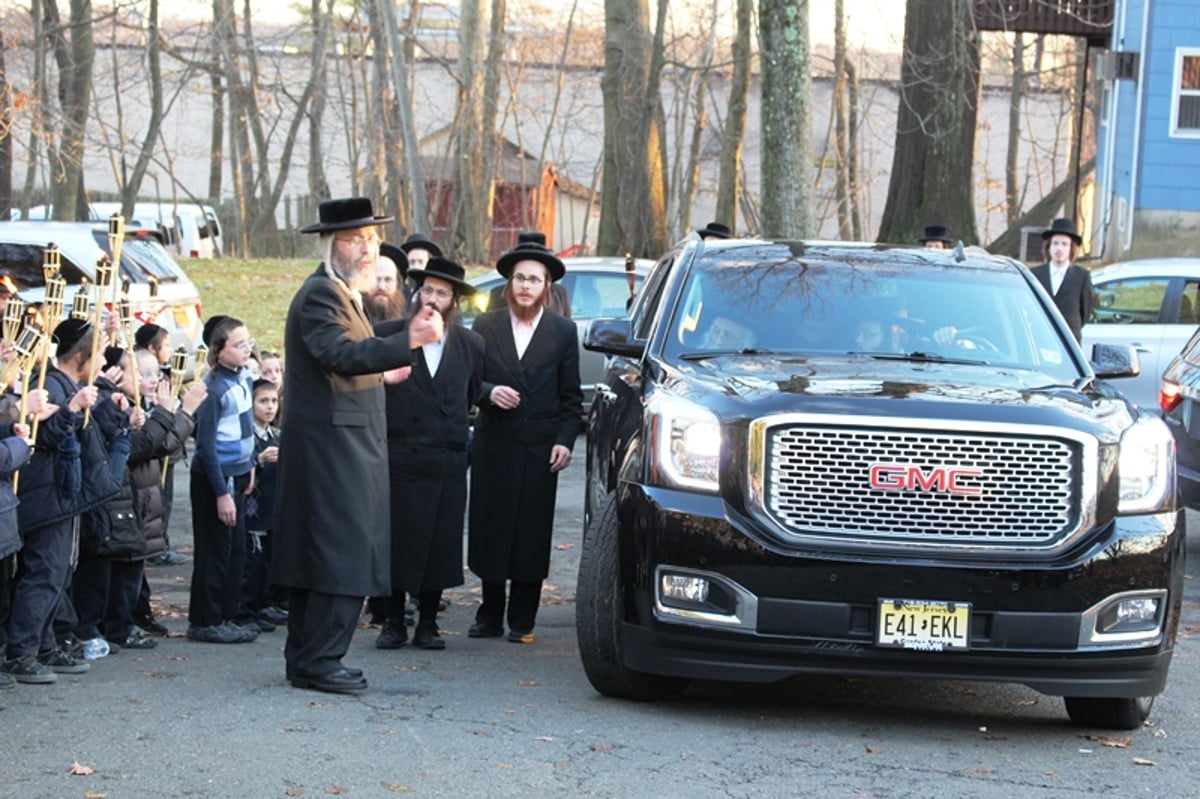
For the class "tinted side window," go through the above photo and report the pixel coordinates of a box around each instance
[0,242,89,287]
[570,273,643,319]
[631,256,674,340]
[1091,277,1169,324]
[1177,280,1200,325]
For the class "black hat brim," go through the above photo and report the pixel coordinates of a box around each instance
[400,238,444,259]
[496,249,565,282]
[299,214,393,234]
[1041,229,1083,245]
[408,268,476,296]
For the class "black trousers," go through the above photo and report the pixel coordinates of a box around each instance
[188,470,249,627]
[477,580,542,633]
[284,588,362,679]
[72,555,112,641]
[237,530,271,623]
[7,517,75,658]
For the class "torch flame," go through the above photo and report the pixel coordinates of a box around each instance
[0,275,18,295]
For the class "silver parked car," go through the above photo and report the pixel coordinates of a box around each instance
[461,256,653,412]
[1081,257,1200,411]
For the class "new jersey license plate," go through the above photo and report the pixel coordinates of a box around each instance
[876,598,970,652]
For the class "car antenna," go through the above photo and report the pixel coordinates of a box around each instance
[953,241,966,262]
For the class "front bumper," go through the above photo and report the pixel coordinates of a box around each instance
[616,484,1184,698]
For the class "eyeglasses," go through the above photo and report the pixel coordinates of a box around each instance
[418,285,454,301]
[511,273,545,286]
[232,338,256,352]
[335,233,381,248]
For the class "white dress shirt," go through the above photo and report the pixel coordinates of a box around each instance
[510,308,544,359]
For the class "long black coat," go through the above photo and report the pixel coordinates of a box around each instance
[468,309,582,583]
[270,265,418,598]
[1031,262,1093,343]
[381,323,484,593]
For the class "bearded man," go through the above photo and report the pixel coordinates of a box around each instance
[271,197,442,695]
[467,239,582,645]
[373,258,483,651]
[362,243,409,324]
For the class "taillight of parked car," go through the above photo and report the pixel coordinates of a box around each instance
[1159,379,1182,413]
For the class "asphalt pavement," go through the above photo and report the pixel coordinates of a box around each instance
[3,440,1200,798]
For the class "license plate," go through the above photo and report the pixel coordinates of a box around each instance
[876,598,970,652]
[172,308,189,328]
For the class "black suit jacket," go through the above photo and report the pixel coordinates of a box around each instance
[1031,262,1093,343]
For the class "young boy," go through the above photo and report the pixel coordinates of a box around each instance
[237,379,284,630]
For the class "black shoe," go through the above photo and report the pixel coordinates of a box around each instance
[1,655,57,684]
[135,617,169,637]
[37,647,91,673]
[118,630,158,650]
[468,621,504,638]
[507,629,535,644]
[261,606,289,625]
[412,623,445,650]
[187,623,254,644]
[289,668,368,695]
[375,622,407,649]
[235,617,275,633]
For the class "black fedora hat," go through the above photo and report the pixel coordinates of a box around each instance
[409,257,476,296]
[919,224,953,244]
[377,243,410,281]
[696,221,732,239]
[299,197,393,234]
[399,232,443,259]
[1042,217,1083,245]
[495,241,565,282]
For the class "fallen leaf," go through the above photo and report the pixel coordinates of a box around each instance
[285,788,304,797]
[1082,734,1131,748]
[555,543,575,551]
[535,736,555,742]
[554,762,571,769]
[1044,771,1057,778]
[1133,757,1157,766]
[1011,699,1038,706]
[84,792,107,798]
[865,746,882,754]
[590,744,614,752]
[1153,728,1168,738]
[517,679,540,686]
[383,785,414,793]
[973,767,994,774]
[69,762,95,776]
[309,702,328,709]
[325,785,347,795]
[498,763,514,769]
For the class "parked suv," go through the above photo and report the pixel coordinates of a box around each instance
[577,239,1182,729]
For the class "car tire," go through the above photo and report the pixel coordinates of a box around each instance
[575,493,689,701]
[1063,695,1155,730]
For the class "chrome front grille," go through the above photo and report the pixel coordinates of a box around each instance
[753,416,1088,551]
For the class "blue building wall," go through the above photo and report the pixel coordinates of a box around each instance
[1138,0,1200,211]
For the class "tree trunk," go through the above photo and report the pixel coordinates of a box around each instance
[450,0,489,264]
[877,0,980,245]
[715,0,751,233]
[121,0,164,217]
[0,32,12,220]
[847,57,863,239]
[47,0,95,222]
[758,0,813,238]
[1006,32,1025,227]
[598,0,668,258]
[207,3,224,206]
[367,0,403,235]
[481,0,506,253]
[381,0,428,234]
[20,0,48,217]
[833,0,850,238]
[307,0,331,201]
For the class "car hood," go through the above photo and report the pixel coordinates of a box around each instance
[659,355,1136,442]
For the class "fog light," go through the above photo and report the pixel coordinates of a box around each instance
[1100,596,1161,634]
[661,573,709,604]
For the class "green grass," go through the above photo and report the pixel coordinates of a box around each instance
[186,258,494,354]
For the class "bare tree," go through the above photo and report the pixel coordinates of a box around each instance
[208,0,224,204]
[380,0,428,234]
[758,0,814,238]
[877,0,981,244]
[46,0,96,221]
[1005,32,1025,227]
[307,0,331,201]
[0,31,12,219]
[119,0,164,217]
[598,0,668,258]
[451,0,493,264]
[714,0,752,233]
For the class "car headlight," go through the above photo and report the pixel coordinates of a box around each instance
[1117,415,1176,515]
[648,390,721,493]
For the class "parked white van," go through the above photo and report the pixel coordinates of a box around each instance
[15,202,223,259]
[0,221,204,358]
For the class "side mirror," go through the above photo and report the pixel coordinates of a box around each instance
[1090,342,1141,379]
[584,317,645,359]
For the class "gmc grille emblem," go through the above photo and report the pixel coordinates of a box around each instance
[868,463,984,495]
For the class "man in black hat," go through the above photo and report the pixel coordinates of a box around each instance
[467,239,583,645]
[487,231,570,317]
[363,243,409,325]
[1031,218,1092,343]
[270,197,443,695]
[696,221,733,241]
[919,225,953,250]
[374,257,483,651]
[399,233,442,275]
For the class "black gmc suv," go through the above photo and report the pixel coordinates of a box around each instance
[577,239,1183,729]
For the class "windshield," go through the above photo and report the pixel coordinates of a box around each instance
[663,247,1080,381]
[119,237,188,282]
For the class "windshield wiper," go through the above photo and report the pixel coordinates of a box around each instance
[868,351,991,366]
[679,348,777,360]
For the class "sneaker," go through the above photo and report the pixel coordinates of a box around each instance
[187,624,246,644]
[220,621,258,642]
[1,655,57,684]
[61,635,84,658]
[118,630,158,650]
[0,671,15,689]
[147,550,190,566]
[80,637,111,660]
[260,606,289,625]
[234,617,275,633]
[37,648,90,673]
